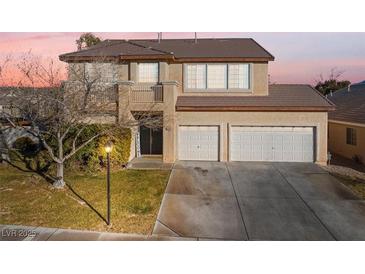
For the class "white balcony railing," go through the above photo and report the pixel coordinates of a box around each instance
[131,84,163,103]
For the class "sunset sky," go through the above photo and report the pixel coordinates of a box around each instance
[0,32,364,85]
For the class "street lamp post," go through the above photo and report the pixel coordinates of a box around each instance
[105,141,113,226]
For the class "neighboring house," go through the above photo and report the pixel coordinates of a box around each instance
[327,81,365,164]
[59,38,334,165]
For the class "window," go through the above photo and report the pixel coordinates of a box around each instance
[185,63,250,90]
[84,63,116,82]
[228,64,250,89]
[186,64,206,89]
[207,64,227,89]
[138,63,159,83]
[346,128,357,146]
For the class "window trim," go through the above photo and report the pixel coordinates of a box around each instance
[346,127,357,146]
[184,63,252,93]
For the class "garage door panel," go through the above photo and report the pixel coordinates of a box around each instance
[230,127,314,162]
[178,126,219,161]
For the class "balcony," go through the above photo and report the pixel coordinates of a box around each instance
[131,84,163,103]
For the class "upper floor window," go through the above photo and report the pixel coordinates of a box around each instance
[84,63,117,82]
[185,63,250,91]
[138,63,159,83]
[346,127,357,146]
[207,64,227,89]
[228,64,250,89]
[186,64,206,89]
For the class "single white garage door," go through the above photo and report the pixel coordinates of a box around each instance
[178,126,219,161]
[230,126,314,162]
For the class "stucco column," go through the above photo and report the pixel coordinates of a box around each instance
[117,81,134,123]
[161,81,178,163]
[159,62,169,82]
[130,62,138,82]
[316,114,329,165]
[117,81,138,161]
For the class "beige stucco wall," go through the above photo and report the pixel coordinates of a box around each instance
[328,121,365,162]
[68,61,268,96]
[171,111,328,165]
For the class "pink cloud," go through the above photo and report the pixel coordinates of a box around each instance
[0,32,364,86]
[270,58,365,84]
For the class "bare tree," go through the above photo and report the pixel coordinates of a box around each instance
[0,54,13,86]
[0,54,162,188]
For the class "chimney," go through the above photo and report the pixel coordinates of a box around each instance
[158,32,162,43]
[194,32,198,44]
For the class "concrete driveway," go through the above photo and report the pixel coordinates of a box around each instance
[153,161,365,240]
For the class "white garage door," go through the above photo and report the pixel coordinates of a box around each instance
[230,126,314,162]
[178,126,219,161]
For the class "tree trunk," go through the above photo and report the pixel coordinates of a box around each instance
[53,133,65,188]
[53,162,65,188]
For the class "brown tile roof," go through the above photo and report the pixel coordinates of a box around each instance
[175,84,335,111]
[328,82,365,125]
[59,38,274,62]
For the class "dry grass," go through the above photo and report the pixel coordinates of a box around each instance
[0,165,170,234]
[330,173,365,200]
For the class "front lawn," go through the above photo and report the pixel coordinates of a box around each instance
[0,165,170,234]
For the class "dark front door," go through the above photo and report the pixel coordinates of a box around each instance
[140,126,163,155]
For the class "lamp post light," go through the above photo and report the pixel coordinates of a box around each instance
[105,141,113,226]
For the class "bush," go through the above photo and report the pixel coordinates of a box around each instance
[352,155,363,165]
[8,125,131,173]
[67,125,131,172]
[12,137,40,158]
[10,137,52,174]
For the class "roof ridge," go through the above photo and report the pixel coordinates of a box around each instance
[128,38,253,41]
[126,40,173,55]
[59,40,127,57]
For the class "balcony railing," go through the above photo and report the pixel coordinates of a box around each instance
[131,84,163,103]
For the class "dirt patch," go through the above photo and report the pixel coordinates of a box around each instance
[322,164,365,199]
[322,165,365,181]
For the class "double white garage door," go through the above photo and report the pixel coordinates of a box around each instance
[178,126,314,162]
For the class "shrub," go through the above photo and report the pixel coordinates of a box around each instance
[10,137,52,174]
[12,137,40,158]
[8,125,131,173]
[67,125,131,172]
[352,154,363,165]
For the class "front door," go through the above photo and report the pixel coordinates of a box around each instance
[140,126,163,155]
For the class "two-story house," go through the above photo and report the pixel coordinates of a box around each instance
[59,38,334,165]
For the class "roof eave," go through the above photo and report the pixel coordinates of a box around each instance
[175,106,335,112]
[174,56,274,62]
[59,55,119,62]
[59,54,175,62]
[59,55,274,63]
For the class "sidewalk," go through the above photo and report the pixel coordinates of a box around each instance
[0,224,197,241]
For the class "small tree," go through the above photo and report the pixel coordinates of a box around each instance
[76,33,102,50]
[0,54,162,188]
[315,68,351,95]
